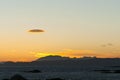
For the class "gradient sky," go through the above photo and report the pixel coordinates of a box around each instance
[0,0,120,62]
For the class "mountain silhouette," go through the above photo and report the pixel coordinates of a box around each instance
[36,55,70,61]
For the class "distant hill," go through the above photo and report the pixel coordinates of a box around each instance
[35,55,98,61]
[35,55,70,61]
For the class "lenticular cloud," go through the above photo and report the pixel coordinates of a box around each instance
[28,29,45,32]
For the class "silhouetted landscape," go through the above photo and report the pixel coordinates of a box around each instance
[0,55,120,80]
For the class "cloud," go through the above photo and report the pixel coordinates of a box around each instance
[107,43,113,46]
[101,45,107,47]
[28,29,45,33]
[101,43,113,47]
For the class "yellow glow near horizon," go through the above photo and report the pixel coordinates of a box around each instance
[35,52,54,58]
[32,49,120,59]
[33,49,99,58]
[0,49,120,62]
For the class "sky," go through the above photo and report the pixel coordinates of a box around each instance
[0,0,120,62]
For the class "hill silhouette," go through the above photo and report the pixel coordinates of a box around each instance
[36,55,70,61]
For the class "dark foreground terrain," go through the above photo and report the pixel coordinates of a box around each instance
[0,56,120,80]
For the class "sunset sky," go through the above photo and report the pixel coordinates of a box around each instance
[0,0,120,62]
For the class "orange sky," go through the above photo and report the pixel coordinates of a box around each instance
[0,0,120,62]
[0,49,120,62]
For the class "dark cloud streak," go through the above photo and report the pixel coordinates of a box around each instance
[107,43,113,46]
[28,29,45,33]
[101,43,113,47]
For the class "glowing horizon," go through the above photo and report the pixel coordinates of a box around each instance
[0,49,120,62]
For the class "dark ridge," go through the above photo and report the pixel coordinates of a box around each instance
[23,69,42,73]
[46,78,65,80]
[10,74,27,80]
[94,70,120,74]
